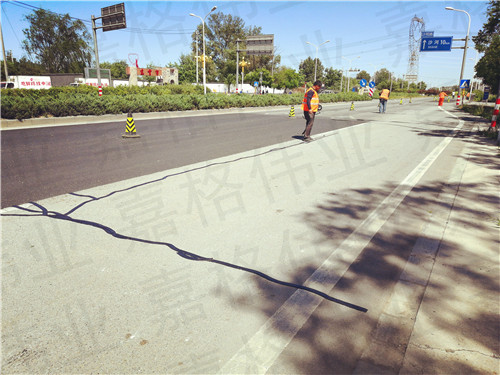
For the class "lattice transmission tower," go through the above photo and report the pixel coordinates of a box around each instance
[406,16,425,86]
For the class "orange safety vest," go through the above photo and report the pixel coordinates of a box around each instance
[439,92,447,99]
[379,89,390,100]
[302,88,319,112]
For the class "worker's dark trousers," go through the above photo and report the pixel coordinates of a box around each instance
[303,111,316,137]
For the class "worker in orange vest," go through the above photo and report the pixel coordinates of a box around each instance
[438,91,448,106]
[379,88,390,113]
[301,80,322,141]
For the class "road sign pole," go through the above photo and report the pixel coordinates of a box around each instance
[446,7,471,105]
[91,15,102,89]
[236,40,239,93]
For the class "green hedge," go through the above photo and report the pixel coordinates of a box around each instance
[1,86,373,120]
[462,104,494,120]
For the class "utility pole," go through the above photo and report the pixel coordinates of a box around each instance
[0,20,9,82]
[445,7,471,105]
[195,31,199,85]
[91,15,101,87]
[236,39,240,93]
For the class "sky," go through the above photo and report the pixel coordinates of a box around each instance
[0,0,491,88]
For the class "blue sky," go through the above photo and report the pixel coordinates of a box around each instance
[0,0,490,88]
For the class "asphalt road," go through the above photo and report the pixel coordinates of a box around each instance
[1,104,363,208]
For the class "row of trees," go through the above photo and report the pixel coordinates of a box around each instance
[2,2,498,94]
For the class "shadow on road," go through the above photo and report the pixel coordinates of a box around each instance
[222,175,499,374]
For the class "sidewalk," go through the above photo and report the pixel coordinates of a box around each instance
[400,131,499,374]
[348,107,499,374]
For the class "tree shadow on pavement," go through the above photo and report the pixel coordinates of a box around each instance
[223,178,499,374]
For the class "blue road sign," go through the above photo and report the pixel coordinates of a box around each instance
[460,79,470,89]
[369,81,375,88]
[420,36,452,52]
[254,81,259,87]
[422,31,434,38]
[483,86,490,101]
[359,79,367,87]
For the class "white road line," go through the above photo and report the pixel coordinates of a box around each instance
[218,117,464,375]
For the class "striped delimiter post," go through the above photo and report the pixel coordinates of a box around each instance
[491,97,500,128]
[456,95,461,106]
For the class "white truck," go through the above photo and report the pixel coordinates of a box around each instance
[3,75,52,89]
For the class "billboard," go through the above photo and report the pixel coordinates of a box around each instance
[245,34,274,56]
[101,3,126,32]
[85,67,112,80]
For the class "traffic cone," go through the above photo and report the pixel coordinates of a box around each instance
[350,101,355,111]
[122,112,141,138]
[289,105,295,117]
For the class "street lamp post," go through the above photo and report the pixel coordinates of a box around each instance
[445,6,471,105]
[190,6,217,95]
[342,55,360,93]
[195,31,199,85]
[306,40,330,82]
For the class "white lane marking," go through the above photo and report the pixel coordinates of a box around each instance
[219,117,465,375]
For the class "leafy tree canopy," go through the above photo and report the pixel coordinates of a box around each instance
[323,67,342,90]
[1,57,45,80]
[273,66,304,90]
[299,57,324,83]
[356,70,371,81]
[22,9,92,73]
[100,60,128,80]
[189,11,277,82]
[374,68,391,86]
[472,0,500,93]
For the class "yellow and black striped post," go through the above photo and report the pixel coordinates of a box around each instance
[350,101,355,111]
[399,98,403,105]
[289,105,295,117]
[122,112,141,138]
[409,97,412,104]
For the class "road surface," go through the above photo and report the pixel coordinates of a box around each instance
[2,98,498,374]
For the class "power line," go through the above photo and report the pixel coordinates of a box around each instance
[3,0,192,35]
[1,6,21,47]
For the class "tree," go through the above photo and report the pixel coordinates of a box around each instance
[174,53,197,83]
[100,60,128,79]
[374,68,391,88]
[356,70,371,81]
[1,57,45,80]
[187,11,280,84]
[475,38,500,93]
[22,9,92,73]
[245,68,272,89]
[323,67,342,90]
[273,66,303,91]
[472,0,500,93]
[191,12,255,82]
[299,57,324,83]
